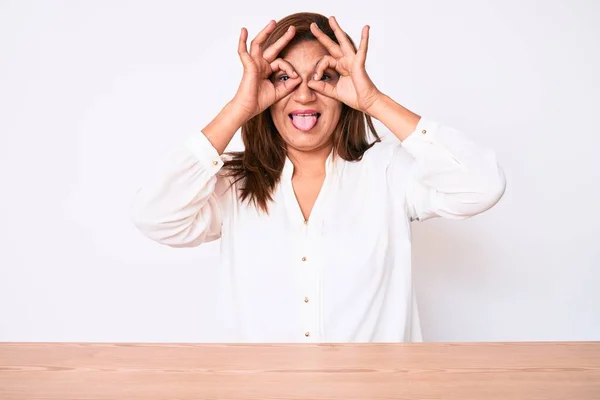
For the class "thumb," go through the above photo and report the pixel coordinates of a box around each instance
[274,76,301,101]
[308,79,338,100]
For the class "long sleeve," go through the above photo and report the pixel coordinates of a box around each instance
[130,131,230,247]
[391,118,506,222]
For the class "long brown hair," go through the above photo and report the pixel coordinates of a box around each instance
[223,12,380,213]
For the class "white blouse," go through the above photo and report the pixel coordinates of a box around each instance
[131,117,506,343]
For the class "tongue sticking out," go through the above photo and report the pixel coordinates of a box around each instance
[291,114,318,131]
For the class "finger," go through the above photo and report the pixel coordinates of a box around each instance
[356,25,370,65]
[271,59,301,100]
[310,23,343,58]
[270,58,299,80]
[307,79,337,100]
[313,55,337,81]
[250,20,276,57]
[270,58,301,100]
[237,27,253,66]
[274,79,302,101]
[263,25,296,62]
[329,16,355,55]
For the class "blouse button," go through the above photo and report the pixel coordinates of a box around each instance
[304,297,309,303]
[421,129,427,134]
[301,257,307,262]
[305,332,310,337]
[212,160,219,166]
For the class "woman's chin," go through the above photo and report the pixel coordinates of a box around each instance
[282,130,333,153]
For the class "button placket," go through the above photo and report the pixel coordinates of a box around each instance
[300,218,318,340]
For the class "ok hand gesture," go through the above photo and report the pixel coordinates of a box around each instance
[231,21,302,121]
[308,16,382,115]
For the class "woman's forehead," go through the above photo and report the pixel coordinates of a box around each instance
[281,41,330,67]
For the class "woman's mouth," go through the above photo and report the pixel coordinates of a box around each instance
[289,111,321,132]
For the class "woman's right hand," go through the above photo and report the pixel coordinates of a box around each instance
[231,20,302,121]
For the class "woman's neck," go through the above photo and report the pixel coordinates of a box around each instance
[287,144,332,178]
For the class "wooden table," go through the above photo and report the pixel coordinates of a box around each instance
[1,342,599,399]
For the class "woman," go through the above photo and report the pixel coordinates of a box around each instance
[131,12,506,343]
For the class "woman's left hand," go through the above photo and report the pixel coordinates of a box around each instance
[308,16,383,114]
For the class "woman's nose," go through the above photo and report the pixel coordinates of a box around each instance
[292,77,317,104]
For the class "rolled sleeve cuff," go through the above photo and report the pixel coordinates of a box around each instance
[399,118,442,159]
[184,131,225,171]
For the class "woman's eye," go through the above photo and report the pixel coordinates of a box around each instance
[320,73,331,81]
[277,75,289,82]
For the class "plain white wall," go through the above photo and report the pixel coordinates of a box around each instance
[1,0,598,342]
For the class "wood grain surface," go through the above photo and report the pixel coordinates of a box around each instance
[1,342,599,399]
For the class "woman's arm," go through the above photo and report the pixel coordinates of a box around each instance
[130,130,231,247]
[132,20,305,246]
[373,96,506,221]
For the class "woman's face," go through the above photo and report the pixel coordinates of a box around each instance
[269,40,343,154]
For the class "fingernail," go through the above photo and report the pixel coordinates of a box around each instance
[313,74,319,80]
[292,71,297,77]
[287,26,292,32]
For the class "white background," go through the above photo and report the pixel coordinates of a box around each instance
[1,0,598,342]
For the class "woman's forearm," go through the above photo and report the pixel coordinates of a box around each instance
[202,102,249,154]
[368,94,421,141]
